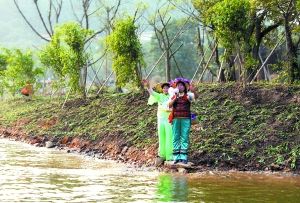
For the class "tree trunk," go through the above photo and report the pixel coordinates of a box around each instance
[219,68,226,82]
[252,42,266,81]
[284,17,299,83]
[215,45,221,68]
[226,56,236,81]
[165,50,171,81]
[197,27,204,57]
[80,65,87,99]
[135,63,143,91]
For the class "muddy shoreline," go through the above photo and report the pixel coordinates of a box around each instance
[1,126,299,175]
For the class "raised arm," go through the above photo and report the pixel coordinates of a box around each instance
[142,79,154,95]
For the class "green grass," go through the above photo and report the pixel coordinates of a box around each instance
[1,83,300,171]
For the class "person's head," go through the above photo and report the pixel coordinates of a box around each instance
[176,81,187,93]
[161,83,170,94]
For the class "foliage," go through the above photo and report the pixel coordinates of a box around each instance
[253,0,300,82]
[106,17,144,88]
[0,51,7,72]
[0,48,43,96]
[1,84,300,170]
[40,22,92,95]
[203,0,251,50]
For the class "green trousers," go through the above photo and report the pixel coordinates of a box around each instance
[158,115,173,161]
[172,118,191,161]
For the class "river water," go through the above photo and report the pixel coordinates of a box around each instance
[0,138,299,203]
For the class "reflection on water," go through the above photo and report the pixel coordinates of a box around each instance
[0,138,299,203]
[157,175,189,202]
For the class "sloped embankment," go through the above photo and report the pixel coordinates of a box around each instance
[0,83,299,172]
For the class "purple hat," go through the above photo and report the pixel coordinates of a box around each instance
[174,77,190,85]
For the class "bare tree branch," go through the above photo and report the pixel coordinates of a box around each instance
[172,56,184,77]
[69,0,81,25]
[145,15,192,79]
[88,6,102,17]
[48,1,54,35]
[168,0,203,23]
[85,28,106,43]
[154,27,164,51]
[82,0,91,29]
[85,0,122,43]
[170,43,183,58]
[88,49,108,66]
[33,0,52,37]
[158,11,171,48]
[13,0,50,41]
[53,0,62,23]
[111,0,122,21]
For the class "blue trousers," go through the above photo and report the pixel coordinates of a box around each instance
[172,118,191,161]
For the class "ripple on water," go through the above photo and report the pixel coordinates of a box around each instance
[0,138,299,203]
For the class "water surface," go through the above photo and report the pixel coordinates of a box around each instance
[0,139,299,202]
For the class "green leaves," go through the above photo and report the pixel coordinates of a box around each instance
[0,48,43,96]
[40,22,92,94]
[106,17,144,88]
[205,0,251,49]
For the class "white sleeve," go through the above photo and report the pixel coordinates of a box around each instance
[147,87,154,95]
[187,92,195,102]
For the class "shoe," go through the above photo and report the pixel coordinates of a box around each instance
[176,160,191,168]
[182,160,188,164]
[174,160,180,164]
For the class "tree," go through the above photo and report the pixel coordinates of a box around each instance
[106,17,144,89]
[0,48,43,96]
[258,0,300,83]
[193,0,282,82]
[0,52,8,97]
[14,0,122,91]
[40,22,92,98]
[146,19,199,80]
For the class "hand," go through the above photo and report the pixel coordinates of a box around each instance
[142,79,150,88]
[189,84,197,92]
[173,94,178,101]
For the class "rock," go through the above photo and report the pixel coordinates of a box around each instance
[155,157,165,167]
[176,162,193,168]
[117,154,126,161]
[270,163,282,171]
[60,136,71,145]
[178,168,188,173]
[121,146,128,154]
[33,143,39,147]
[45,141,55,148]
[164,161,174,166]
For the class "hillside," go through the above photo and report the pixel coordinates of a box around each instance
[0,83,300,172]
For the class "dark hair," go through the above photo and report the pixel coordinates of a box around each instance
[161,83,170,89]
[176,81,187,93]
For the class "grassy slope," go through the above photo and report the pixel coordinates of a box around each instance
[0,83,300,171]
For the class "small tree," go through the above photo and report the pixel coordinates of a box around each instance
[193,0,282,82]
[258,0,300,83]
[106,17,144,90]
[40,22,92,98]
[0,52,7,97]
[0,48,43,96]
